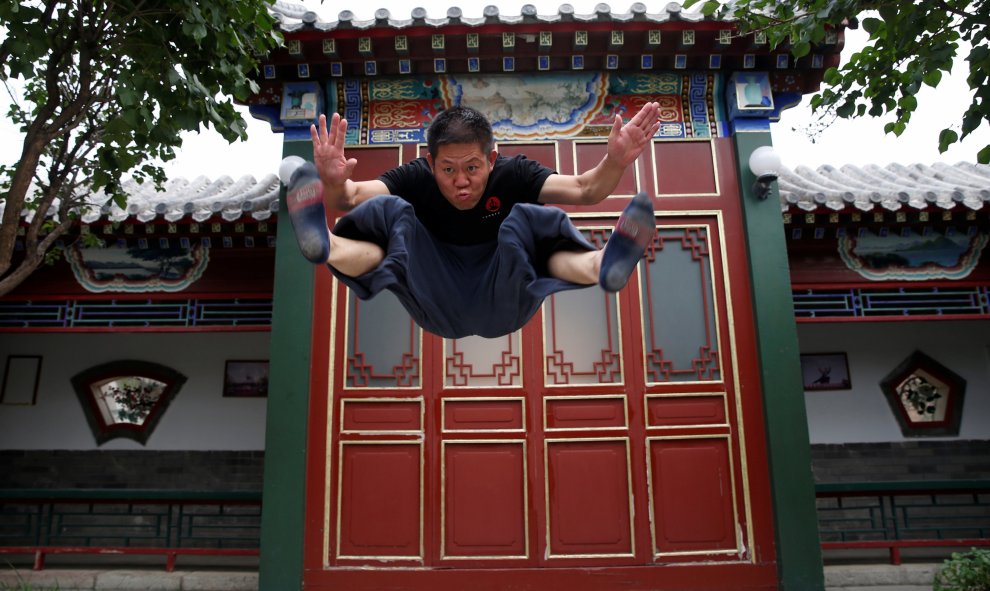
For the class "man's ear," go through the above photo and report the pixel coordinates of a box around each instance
[488,149,498,168]
[426,153,435,172]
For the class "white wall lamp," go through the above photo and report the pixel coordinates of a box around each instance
[748,145,782,200]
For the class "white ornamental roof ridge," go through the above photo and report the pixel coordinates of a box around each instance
[777,164,857,212]
[929,161,990,189]
[864,163,956,210]
[902,162,989,210]
[830,164,912,208]
[13,174,281,227]
[270,1,705,32]
[778,161,990,214]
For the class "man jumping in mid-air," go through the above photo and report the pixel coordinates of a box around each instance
[282,102,660,339]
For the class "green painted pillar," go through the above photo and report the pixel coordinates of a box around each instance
[733,132,825,590]
[259,140,315,590]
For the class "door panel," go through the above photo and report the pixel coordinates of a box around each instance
[543,288,623,386]
[442,441,528,559]
[545,439,634,558]
[305,138,777,590]
[336,442,423,560]
[649,436,738,556]
[443,333,522,388]
[639,226,721,383]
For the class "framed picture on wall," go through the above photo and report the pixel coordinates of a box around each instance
[223,360,270,397]
[800,353,851,391]
[1,355,43,405]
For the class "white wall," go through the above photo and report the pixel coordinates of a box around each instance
[799,320,990,444]
[5,321,985,449]
[0,332,270,450]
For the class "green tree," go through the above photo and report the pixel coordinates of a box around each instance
[686,0,990,164]
[0,0,280,296]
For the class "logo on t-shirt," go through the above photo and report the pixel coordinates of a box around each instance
[485,196,502,213]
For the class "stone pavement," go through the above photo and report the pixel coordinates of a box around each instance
[0,568,258,591]
[824,563,937,591]
[0,563,940,590]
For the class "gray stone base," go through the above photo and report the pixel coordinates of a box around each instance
[824,563,937,590]
[1,564,943,591]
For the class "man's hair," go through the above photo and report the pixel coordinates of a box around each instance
[427,105,494,159]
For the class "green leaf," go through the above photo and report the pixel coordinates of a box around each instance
[700,1,722,16]
[898,95,918,113]
[792,41,811,59]
[978,144,990,164]
[938,129,958,153]
[922,70,942,88]
[878,4,898,24]
[861,17,882,35]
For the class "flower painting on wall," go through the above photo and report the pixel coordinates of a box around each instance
[880,351,966,437]
[71,360,187,445]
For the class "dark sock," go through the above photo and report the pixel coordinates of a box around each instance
[283,159,330,264]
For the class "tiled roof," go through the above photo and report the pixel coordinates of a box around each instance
[778,162,990,213]
[10,162,988,228]
[90,174,282,224]
[6,174,281,227]
[270,1,709,31]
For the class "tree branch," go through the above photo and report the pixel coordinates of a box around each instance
[929,0,988,25]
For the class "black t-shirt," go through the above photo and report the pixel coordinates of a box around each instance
[379,154,554,245]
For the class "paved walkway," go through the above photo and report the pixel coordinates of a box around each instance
[0,563,940,590]
[825,563,938,590]
[0,568,258,591]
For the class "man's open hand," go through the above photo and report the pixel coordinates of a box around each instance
[311,112,358,193]
[607,102,662,169]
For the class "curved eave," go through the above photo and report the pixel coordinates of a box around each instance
[779,162,990,215]
[256,2,844,93]
[273,2,711,32]
[3,175,281,228]
[8,162,986,229]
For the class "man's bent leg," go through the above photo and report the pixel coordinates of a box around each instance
[547,249,603,285]
[328,233,385,277]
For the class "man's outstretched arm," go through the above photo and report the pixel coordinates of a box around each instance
[538,101,660,206]
[311,112,389,212]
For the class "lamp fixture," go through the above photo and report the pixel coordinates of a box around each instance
[748,145,781,200]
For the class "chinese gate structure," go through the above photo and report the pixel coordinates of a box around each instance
[251,5,843,590]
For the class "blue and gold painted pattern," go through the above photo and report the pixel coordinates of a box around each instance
[327,72,728,144]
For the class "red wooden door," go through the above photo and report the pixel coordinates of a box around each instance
[303,139,778,590]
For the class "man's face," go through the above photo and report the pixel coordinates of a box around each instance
[427,143,497,210]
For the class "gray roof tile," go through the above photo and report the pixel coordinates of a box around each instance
[7,163,987,228]
[270,1,709,31]
[779,162,990,213]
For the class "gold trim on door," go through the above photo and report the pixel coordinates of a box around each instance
[543,394,629,432]
[339,397,425,435]
[440,439,530,561]
[334,440,425,562]
[543,437,636,559]
[441,397,527,434]
[645,433,744,561]
[651,138,721,198]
